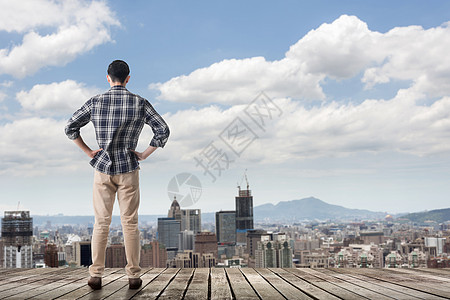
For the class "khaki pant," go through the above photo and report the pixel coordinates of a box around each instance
[89,168,141,278]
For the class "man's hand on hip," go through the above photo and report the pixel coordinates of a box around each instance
[130,146,157,161]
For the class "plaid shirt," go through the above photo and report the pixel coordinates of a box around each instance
[65,86,170,175]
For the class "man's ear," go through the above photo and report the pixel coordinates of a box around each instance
[125,75,130,84]
[107,75,111,83]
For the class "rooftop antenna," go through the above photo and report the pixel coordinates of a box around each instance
[16,201,20,211]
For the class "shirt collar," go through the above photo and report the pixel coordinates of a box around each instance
[110,85,127,91]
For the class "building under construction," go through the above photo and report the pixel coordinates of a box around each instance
[1,211,33,268]
[235,171,254,244]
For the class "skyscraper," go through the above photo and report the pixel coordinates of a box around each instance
[140,241,167,268]
[1,211,33,268]
[44,243,58,268]
[215,210,236,244]
[157,218,181,250]
[73,241,92,267]
[178,230,195,252]
[235,188,253,231]
[235,183,254,244]
[255,237,293,268]
[194,232,218,260]
[181,209,201,233]
[168,197,182,221]
[105,244,126,268]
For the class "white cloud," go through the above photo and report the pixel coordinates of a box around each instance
[362,23,450,98]
[0,81,13,88]
[2,91,449,177]
[158,92,450,165]
[150,57,324,105]
[0,91,6,102]
[0,116,97,176]
[0,0,65,33]
[150,15,450,105]
[0,0,119,78]
[16,80,100,116]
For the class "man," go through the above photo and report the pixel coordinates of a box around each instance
[65,60,169,290]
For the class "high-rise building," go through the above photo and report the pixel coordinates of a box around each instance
[0,239,4,267]
[215,211,236,244]
[105,244,126,268]
[178,230,194,252]
[157,218,181,250]
[255,239,276,268]
[194,232,218,260]
[235,184,253,244]
[44,243,58,268]
[140,241,167,268]
[168,197,182,221]
[168,250,200,268]
[181,209,201,233]
[255,238,293,268]
[73,241,92,267]
[201,253,216,268]
[1,211,33,268]
[246,229,267,257]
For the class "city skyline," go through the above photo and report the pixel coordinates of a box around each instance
[1,1,450,216]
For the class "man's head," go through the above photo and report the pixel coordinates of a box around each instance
[107,60,130,85]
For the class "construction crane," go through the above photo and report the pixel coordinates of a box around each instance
[237,169,249,192]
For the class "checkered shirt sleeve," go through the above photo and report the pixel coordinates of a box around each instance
[65,86,169,175]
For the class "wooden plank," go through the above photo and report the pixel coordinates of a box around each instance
[299,268,390,299]
[331,268,438,300]
[349,268,450,299]
[240,268,285,300]
[312,269,394,300]
[158,268,194,300]
[225,267,259,299]
[183,268,209,300]
[210,268,232,300]
[133,268,180,299]
[0,268,38,277]
[336,268,445,300]
[287,268,367,300]
[77,269,157,300]
[101,268,165,300]
[55,268,126,299]
[5,268,88,300]
[388,268,450,283]
[28,268,121,300]
[0,267,71,286]
[373,268,450,296]
[328,268,429,300]
[410,268,450,279]
[0,268,80,298]
[271,268,341,300]
[255,268,312,300]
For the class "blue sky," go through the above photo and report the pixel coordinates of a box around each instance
[1,0,450,216]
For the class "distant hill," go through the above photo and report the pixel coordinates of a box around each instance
[400,208,450,224]
[31,197,386,226]
[32,214,165,226]
[252,197,386,222]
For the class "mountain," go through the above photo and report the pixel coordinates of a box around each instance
[399,208,450,224]
[30,197,387,226]
[252,197,386,221]
[32,214,165,226]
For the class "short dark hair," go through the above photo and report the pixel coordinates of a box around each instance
[107,60,130,83]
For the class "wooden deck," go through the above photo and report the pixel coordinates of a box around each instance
[0,267,449,299]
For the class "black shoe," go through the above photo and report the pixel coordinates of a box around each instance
[88,276,102,290]
[129,277,142,289]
